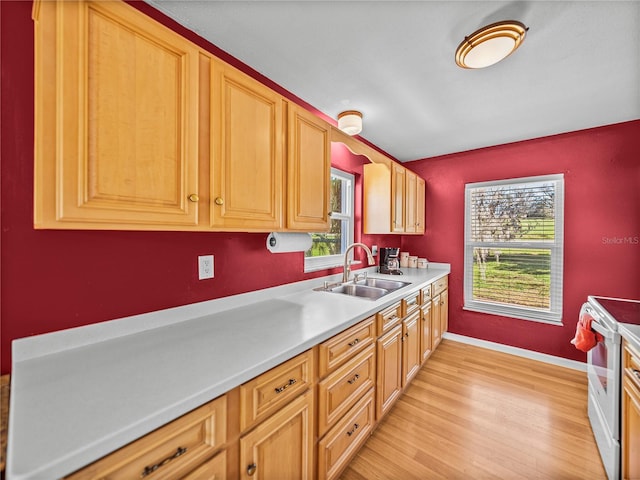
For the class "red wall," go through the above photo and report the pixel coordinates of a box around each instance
[0,1,397,374]
[402,121,640,362]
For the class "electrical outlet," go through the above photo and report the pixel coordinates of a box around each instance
[371,245,378,256]
[198,255,214,280]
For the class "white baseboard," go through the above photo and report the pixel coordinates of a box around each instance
[443,332,587,372]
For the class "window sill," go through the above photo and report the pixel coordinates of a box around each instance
[463,304,563,326]
[304,259,361,274]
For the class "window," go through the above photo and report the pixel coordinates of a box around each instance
[304,168,354,272]
[464,174,564,324]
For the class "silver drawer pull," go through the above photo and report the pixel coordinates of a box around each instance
[348,338,360,347]
[347,374,360,385]
[633,369,640,381]
[141,447,187,477]
[275,378,297,393]
[346,423,360,436]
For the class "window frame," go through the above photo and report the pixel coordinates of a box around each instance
[463,174,565,324]
[304,168,355,272]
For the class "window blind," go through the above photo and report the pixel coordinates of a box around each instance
[464,174,564,323]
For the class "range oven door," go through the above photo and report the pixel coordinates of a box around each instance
[583,303,621,439]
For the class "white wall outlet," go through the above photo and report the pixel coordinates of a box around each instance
[371,245,378,256]
[198,255,214,280]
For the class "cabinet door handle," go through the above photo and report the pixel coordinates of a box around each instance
[348,338,359,347]
[346,423,360,436]
[274,378,297,393]
[214,197,224,206]
[187,193,199,202]
[141,447,187,477]
[247,463,257,476]
[347,373,360,385]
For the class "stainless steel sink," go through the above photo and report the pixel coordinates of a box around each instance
[357,278,410,291]
[313,276,410,300]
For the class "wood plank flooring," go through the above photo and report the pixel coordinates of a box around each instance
[340,339,606,480]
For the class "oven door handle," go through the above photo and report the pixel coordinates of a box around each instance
[590,320,619,341]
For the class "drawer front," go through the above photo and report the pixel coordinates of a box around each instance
[625,342,640,390]
[317,388,375,480]
[240,349,313,432]
[402,291,421,317]
[318,344,375,437]
[319,316,375,377]
[421,284,432,304]
[65,395,227,480]
[182,450,227,480]
[432,275,448,296]
[376,301,402,336]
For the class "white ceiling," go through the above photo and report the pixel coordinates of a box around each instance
[146,1,640,162]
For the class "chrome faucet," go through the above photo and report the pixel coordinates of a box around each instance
[343,243,375,283]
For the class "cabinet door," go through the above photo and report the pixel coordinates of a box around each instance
[240,391,313,480]
[416,177,426,234]
[432,294,442,349]
[390,164,405,233]
[287,105,331,231]
[211,62,284,231]
[404,170,417,234]
[376,325,403,420]
[35,0,201,228]
[440,289,449,335]
[420,302,433,364]
[402,311,421,387]
[622,375,640,480]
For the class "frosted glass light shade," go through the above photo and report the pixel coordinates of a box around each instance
[456,21,528,69]
[337,111,363,135]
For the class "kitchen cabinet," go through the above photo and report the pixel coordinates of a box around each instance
[375,302,403,420]
[401,292,422,387]
[34,0,201,230]
[622,340,640,480]
[362,163,425,235]
[64,395,228,479]
[431,275,449,349]
[239,350,315,480]
[211,61,285,231]
[420,284,433,364]
[317,317,376,480]
[286,104,331,231]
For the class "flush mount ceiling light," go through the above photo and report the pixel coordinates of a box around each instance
[337,110,363,136]
[455,20,528,69]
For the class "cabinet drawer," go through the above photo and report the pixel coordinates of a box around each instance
[240,349,313,431]
[421,284,432,303]
[182,450,227,480]
[376,301,402,336]
[318,344,375,437]
[432,275,448,296]
[65,395,227,480]
[319,317,375,377]
[318,388,375,480]
[402,291,421,317]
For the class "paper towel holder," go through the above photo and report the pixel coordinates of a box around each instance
[266,232,313,253]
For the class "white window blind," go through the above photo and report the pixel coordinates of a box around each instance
[464,174,564,324]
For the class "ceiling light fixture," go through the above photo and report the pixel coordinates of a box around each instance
[455,20,528,69]
[337,110,363,136]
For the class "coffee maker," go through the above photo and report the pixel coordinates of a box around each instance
[379,247,403,275]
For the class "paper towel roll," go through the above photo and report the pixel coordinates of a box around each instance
[266,232,313,253]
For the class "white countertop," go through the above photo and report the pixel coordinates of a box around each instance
[6,265,449,480]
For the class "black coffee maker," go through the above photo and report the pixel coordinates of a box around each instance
[379,247,403,275]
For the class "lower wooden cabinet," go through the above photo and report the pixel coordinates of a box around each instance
[64,395,227,480]
[240,391,314,480]
[420,301,433,364]
[317,389,375,480]
[182,450,227,480]
[622,341,640,480]
[401,310,421,387]
[376,324,403,420]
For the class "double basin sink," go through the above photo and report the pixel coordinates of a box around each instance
[314,276,410,300]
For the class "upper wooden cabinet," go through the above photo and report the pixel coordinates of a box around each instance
[286,105,331,231]
[363,163,425,235]
[210,61,285,231]
[33,0,330,233]
[34,0,201,229]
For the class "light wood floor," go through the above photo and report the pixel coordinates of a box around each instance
[340,339,607,480]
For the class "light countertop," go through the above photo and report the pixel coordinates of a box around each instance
[6,265,449,480]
